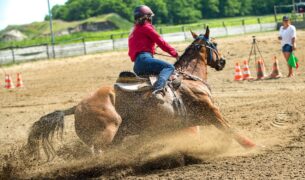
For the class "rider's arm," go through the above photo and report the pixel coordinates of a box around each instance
[143,24,178,58]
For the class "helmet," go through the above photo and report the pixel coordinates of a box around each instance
[134,5,154,22]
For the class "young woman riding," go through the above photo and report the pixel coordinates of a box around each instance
[128,5,179,103]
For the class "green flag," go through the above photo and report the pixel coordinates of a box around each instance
[288,53,299,69]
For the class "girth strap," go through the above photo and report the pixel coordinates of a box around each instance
[167,83,187,121]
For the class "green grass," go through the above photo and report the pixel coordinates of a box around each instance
[1,13,300,49]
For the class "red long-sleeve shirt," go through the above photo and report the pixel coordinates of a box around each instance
[128,22,178,62]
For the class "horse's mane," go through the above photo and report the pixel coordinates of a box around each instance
[174,40,198,69]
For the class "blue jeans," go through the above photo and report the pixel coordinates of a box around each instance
[134,52,175,90]
[282,44,293,53]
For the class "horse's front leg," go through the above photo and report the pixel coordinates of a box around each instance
[183,86,256,148]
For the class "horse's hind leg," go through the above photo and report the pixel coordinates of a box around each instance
[192,94,256,148]
[112,123,126,145]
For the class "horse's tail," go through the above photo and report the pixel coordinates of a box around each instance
[26,106,76,161]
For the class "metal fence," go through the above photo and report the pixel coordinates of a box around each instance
[0,22,277,65]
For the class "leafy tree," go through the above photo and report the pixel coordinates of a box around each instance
[201,0,220,18]
[52,5,69,20]
[94,0,131,21]
[251,0,272,15]
[62,0,93,20]
[48,0,296,25]
[240,0,252,16]
[166,0,202,24]
[220,0,241,17]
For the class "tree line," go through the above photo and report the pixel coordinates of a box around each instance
[48,0,293,24]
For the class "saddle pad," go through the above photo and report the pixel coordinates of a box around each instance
[149,76,157,85]
[114,82,152,92]
[117,71,149,83]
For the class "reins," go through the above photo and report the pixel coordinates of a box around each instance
[154,34,221,84]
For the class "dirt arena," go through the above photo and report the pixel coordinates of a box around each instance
[1,31,305,179]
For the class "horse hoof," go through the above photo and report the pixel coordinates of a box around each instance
[233,133,256,148]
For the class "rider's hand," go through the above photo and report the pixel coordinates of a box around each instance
[176,55,180,61]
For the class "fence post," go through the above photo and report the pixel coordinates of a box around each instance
[110,34,115,50]
[182,26,187,41]
[46,44,50,59]
[159,28,163,34]
[274,5,278,23]
[10,47,15,63]
[242,19,246,34]
[257,18,262,31]
[82,37,87,55]
[51,43,56,59]
[223,21,228,36]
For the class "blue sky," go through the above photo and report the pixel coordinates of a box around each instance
[0,0,67,30]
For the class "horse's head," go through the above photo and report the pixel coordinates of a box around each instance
[175,26,226,72]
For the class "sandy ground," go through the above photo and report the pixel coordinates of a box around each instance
[1,30,305,179]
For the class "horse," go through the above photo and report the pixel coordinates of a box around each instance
[26,27,255,161]
[113,27,255,147]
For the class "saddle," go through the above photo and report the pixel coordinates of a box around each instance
[114,71,186,118]
[114,71,181,92]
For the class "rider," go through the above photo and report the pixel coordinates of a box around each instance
[128,5,179,103]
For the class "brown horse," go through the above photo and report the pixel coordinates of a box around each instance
[113,27,255,148]
[26,27,255,161]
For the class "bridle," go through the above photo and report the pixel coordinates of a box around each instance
[174,34,224,74]
[192,34,221,67]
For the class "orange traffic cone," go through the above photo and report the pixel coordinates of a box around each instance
[234,63,243,81]
[242,60,254,80]
[256,59,267,80]
[268,56,282,79]
[16,73,24,88]
[5,74,15,89]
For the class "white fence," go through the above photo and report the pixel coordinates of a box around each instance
[0,23,277,64]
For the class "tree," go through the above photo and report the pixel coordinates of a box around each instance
[95,0,131,21]
[220,0,241,17]
[62,0,93,21]
[240,0,252,16]
[48,0,291,25]
[51,5,68,20]
[251,0,272,15]
[201,0,220,18]
[166,0,202,24]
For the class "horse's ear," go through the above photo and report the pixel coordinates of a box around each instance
[204,26,210,39]
[190,30,198,39]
